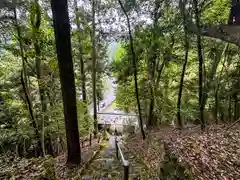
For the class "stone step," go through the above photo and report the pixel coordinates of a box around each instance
[82,138,157,179]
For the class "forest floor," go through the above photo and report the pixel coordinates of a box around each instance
[0,134,154,179]
[2,124,240,179]
[0,138,101,180]
[125,124,240,180]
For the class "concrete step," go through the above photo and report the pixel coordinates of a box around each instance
[82,139,157,179]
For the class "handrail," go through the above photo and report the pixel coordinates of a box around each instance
[115,136,129,180]
[117,142,129,166]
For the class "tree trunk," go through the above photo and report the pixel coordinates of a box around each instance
[21,71,42,157]
[177,36,189,128]
[97,95,100,111]
[214,91,219,124]
[214,44,229,124]
[13,7,43,157]
[148,58,166,126]
[31,0,48,156]
[155,37,174,91]
[74,0,87,103]
[220,107,224,122]
[118,0,145,140]
[89,133,92,146]
[177,0,189,128]
[193,0,205,130]
[91,0,98,135]
[35,42,47,157]
[147,0,161,126]
[51,0,81,164]
[228,96,232,121]
[202,44,229,110]
[155,59,166,90]
[234,94,237,121]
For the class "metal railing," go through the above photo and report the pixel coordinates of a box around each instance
[115,136,129,180]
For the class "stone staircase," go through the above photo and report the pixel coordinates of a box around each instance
[81,136,158,179]
[81,140,122,179]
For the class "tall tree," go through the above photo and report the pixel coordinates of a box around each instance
[13,6,43,156]
[92,0,98,135]
[193,0,205,130]
[214,44,229,124]
[177,0,189,128]
[74,0,87,103]
[30,0,48,156]
[148,0,161,126]
[51,0,81,164]
[118,0,145,139]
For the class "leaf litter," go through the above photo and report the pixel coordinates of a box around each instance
[126,125,240,180]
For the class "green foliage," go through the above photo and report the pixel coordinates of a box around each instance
[115,79,136,112]
[202,0,230,24]
[111,0,240,126]
[0,0,239,165]
[0,0,107,158]
[76,100,93,137]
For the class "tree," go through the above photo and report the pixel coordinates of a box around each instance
[91,0,98,135]
[148,0,161,126]
[177,0,190,128]
[13,5,43,156]
[214,44,229,123]
[74,0,87,103]
[117,0,145,140]
[193,0,205,130]
[30,0,48,156]
[51,0,81,164]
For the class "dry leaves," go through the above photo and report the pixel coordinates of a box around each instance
[125,132,166,171]
[0,138,100,180]
[126,125,240,180]
[166,126,240,180]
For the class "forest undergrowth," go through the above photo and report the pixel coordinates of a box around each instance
[0,138,100,180]
[126,124,240,179]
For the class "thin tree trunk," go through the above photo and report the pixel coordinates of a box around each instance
[13,7,43,156]
[148,58,165,126]
[214,44,229,124]
[193,0,205,130]
[214,92,219,124]
[220,106,224,122]
[21,71,42,156]
[91,0,98,135]
[228,96,232,121]
[118,0,145,140]
[51,0,81,164]
[147,0,161,126]
[177,34,189,128]
[97,95,100,111]
[202,44,229,109]
[177,0,189,128]
[155,37,174,90]
[31,0,48,156]
[74,0,87,103]
[35,42,47,157]
[234,94,237,121]
[155,59,166,90]
[89,133,92,146]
